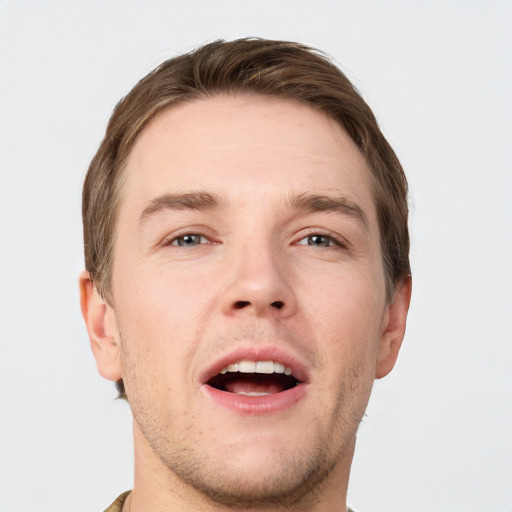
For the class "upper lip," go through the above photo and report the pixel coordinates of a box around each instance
[198,343,310,385]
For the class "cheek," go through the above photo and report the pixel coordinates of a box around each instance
[113,263,217,386]
[116,256,213,328]
[303,267,384,374]
[305,263,384,327]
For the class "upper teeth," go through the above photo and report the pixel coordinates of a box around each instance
[219,360,293,376]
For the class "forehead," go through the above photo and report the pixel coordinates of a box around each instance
[120,95,377,225]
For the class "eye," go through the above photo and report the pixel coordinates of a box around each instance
[170,234,208,247]
[296,233,343,248]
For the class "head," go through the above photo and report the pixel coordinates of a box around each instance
[80,38,411,509]
[84,38,409,303]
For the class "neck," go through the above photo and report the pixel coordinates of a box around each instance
[127,421,353,512]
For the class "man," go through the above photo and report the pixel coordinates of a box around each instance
[80,38,411,512]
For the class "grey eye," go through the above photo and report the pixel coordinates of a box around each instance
[306,235,332,247]
[172,234,206,246]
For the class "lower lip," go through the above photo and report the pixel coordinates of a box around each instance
[201,383,308,415]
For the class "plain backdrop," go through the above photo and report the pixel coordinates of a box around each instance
[0,1,511,511]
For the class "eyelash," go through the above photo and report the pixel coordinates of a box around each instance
[160,229,347,250]
[295,230,348,249]
[161,229,213,248]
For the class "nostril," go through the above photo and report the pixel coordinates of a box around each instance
[234,300,251,309]
[271,301,284,309]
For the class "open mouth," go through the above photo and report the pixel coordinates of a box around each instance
[206,360,300,396]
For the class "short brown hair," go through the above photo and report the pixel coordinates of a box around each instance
[83,38,410,397]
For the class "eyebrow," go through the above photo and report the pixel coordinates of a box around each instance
[139,190,369,230]
[139,192,222,224]
[289,193,369,230]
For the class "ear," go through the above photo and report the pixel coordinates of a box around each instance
[79,270,122,381]
[376,275,412,379]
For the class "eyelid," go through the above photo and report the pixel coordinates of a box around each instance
[294,228,349,249]
[170,234,208,246]
[159,226,217,247]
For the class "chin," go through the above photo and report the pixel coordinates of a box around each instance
[162,435,340,509]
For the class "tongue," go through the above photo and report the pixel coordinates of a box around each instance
[224,376,285,395]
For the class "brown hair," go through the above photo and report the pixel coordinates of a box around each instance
[83,38,411,398]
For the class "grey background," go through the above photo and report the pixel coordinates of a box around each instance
[0,1,511,511]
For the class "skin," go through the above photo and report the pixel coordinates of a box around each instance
[80,95,411,512]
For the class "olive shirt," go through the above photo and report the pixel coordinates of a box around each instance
[104,491,131,512]
[104,491,356,512]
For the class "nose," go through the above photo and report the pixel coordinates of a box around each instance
[221,241,298,318]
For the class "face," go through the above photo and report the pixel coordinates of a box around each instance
[86,95,409,508]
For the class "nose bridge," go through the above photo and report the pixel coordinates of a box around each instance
[221,232,296,317]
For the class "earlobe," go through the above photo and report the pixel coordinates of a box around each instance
[79,270,123,381]
[376,276,412,379]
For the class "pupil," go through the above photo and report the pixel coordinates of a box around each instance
[180,235,198,246]
[309,235,328,247]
